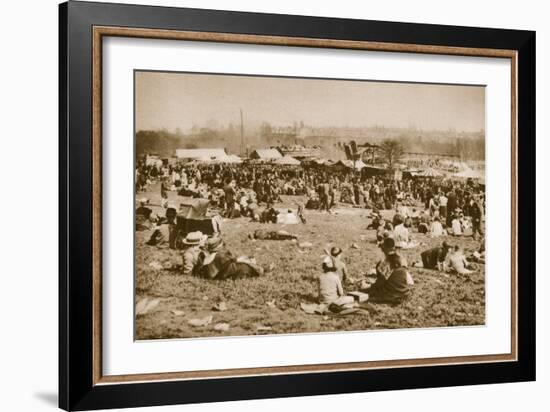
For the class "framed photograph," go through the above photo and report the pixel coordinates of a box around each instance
[59,1,535,410]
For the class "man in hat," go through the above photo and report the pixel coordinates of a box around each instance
[146,205,178,249]
[193,237,266,280]
[181,231,205,275]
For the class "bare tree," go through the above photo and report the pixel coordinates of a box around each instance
[380,139,404,169]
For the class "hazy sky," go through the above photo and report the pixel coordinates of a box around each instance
[135,71,485,133]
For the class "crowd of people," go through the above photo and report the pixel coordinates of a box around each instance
[136,159,486,313]
[136,161,484,222]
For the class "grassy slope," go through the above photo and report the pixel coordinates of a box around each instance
[135,189,485,340]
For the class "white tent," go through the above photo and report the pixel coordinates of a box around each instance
[249,148,283,160]
[224,154,243,164]
[175,148,227,162]
[274,155,301,165]
[336,159,367,170]
[417,167,443,177]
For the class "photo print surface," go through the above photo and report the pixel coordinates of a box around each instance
[134,70,486,340]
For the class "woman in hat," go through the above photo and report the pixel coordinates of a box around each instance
[331,247,348,283]
[318,256,354,306]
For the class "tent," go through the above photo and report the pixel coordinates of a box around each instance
[175,148,228,162]
[249,148,283,160]
[334,159,367,170]
[223,154,243,164]
[274,155,301,165]
[416,167,443,177]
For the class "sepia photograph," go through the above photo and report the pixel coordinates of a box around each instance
[134,70,486,340]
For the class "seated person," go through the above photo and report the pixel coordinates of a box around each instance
[429,216,445,237]
[260,206,279,223]
[227,201,242,219]
[469,240,486,264]
[417,210,431,234]
[193,237,266,280]
[416,241,452,270]
[318,256,354,306]
[376,219,387,242]
[305,197,320,210]
[146,206,178,249]
[445,245,477,274]
[451,214,463,236]
[367,209,382,230]
[135,198,153,231]
[326,247,349,282]
[181,231,206,275]
[367,242,412,304]
[393,215,418,249]
[244,198,259,219]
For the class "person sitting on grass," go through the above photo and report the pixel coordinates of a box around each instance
[446,245,478,275]
[415,240,452,271]
[376,219,387,242]
[367,240,412,304]
[259,205,279,223]
[181,231,206,275]
[429,216,445,237]
[193,236,269,280]
[393,214,418,249]
[324,247,348,283]
[469,240,486,264]
[318,256,355,307]
[135,197,153,231]
[146,204,178,249]
[417,210,431,234]
[451,213,463,236]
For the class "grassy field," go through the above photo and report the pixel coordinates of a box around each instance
[135,187,485,340]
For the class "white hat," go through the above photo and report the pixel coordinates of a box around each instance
[183,231,205,245]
